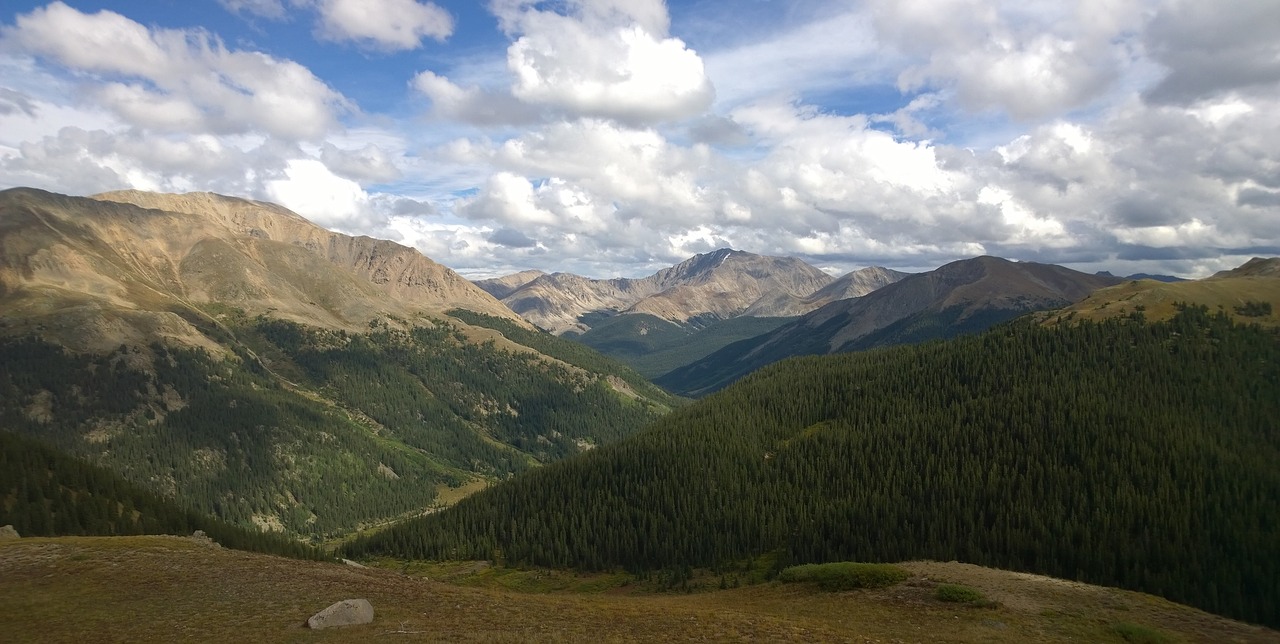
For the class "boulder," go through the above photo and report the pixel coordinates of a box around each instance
[306,599,374,629]
[0,525,18,540]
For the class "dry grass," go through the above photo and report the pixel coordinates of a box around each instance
[1047,276,1280,327]
[1,537,1275,644]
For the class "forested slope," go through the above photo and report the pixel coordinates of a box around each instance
[0,431,322,559]
[347,307,1280,627]
[0,310,674,537]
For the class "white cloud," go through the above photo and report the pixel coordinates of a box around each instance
[319,142,401,183]
[3,0,1279,281]
[313,0,453,51]
[1144,0,1280,104]
[869,0,1147,119]
[411,70,539,125]
[493,0,713,124]
[3,2,349,140]
[266,158,385,231]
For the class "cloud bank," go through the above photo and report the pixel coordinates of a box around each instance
[1,0,1277,279]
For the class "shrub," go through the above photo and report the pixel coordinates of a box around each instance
[1234,301,1272,318]
[935,583,985,603]
[777,562,909,590]
[1110,621,1173,643]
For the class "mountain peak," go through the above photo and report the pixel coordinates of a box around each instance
[0,188,523,352]
[492,249,836,334]
[1213,257,1280,278]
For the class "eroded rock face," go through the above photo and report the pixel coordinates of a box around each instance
[307,598,374,629]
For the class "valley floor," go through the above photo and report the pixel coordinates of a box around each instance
[0,536,1273,643]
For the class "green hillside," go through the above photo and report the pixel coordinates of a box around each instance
[0,430,321,560]
[346,307,1280,627]
[567,313,796,378]
[0,309,674,538]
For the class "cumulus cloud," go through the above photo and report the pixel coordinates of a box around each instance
[487,0,713,124]
[1,125,297,196]
[313,0,452,51]
[3,2,349,140]
[319,142,401,183]
[3,0,1278,281]
[1143,0,1280,104]
[869,0,1146,119]
[265,158,387,231]
[411,70,540,125]
[488,227,538,248]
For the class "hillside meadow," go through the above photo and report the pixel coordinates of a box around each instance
[1,536,1276,643]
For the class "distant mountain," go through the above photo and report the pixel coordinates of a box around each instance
[658,256,1122,396]
[0,187,676,537]
[1097,270,1186,283]
[1128,273,1186,282]
[1056,257,1280,327]
[473,269,546,299]
[492,249,839,334]
[739,266,910,317]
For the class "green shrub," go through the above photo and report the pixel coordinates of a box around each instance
[1110,622,1173,644]
[935,583,985,603]
[777,562,909,590]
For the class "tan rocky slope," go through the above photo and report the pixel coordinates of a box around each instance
[493,248,899,335]
[0,187,522,353]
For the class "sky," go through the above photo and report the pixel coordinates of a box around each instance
[1,1,1278,279]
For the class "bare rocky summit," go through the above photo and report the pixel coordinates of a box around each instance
[490,249,902,334]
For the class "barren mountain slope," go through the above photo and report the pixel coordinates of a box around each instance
[0,188,522,353]
[473,269,547,299]
[499,249,837,334]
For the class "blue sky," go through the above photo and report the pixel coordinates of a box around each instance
[2,1,1279,279]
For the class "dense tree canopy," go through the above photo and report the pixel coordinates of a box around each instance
[347,307,1280,627]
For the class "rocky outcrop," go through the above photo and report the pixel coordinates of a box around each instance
[307,598,374,629]
[0,525,19,540]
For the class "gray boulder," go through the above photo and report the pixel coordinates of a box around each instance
[307,598,374,629]
[0,525,19,540]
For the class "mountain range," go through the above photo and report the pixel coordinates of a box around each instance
[475,248,907,334]
[657,255,1124,396]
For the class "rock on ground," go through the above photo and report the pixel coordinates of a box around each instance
[307,598,374,629]
[0,525,19,540]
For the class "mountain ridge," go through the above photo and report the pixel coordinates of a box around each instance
[658,256,1123,396]
[492,248,849,334]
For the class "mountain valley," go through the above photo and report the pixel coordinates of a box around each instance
[0,188,677,537]
[2,186,1278,640]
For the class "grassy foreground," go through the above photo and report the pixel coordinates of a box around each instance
[1,536,1275,643]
